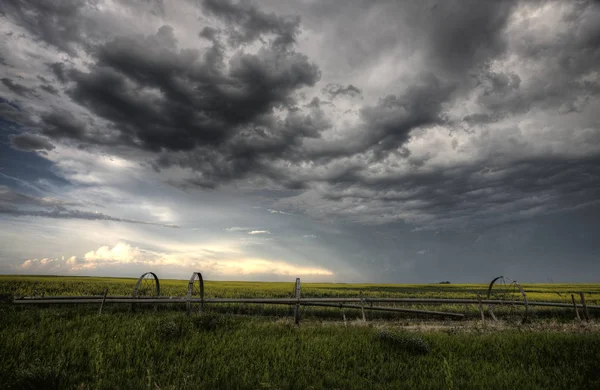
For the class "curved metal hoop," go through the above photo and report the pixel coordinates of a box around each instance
[487,276,529,323]
[186,272,204,316]
[132,272,160,312]
[132,272,161,297]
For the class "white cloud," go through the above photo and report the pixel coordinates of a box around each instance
[226,226,252,232]
[303,234,317,239]
[19,242,334,277]
[267,209,292,215]
[248,230,270,235]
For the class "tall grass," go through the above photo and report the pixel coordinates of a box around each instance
[2,276,600,388]
[1,305,600,389]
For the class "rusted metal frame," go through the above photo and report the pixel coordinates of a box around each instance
[186,272,204,316]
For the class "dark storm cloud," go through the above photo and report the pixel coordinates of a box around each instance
[39,84,59,95]
[310,156,600,229]
[9,133,55,152]
[202,0,300,48]
[464,2,600,122]
[0,0,86,55]
[40,110,87,139]
[0,101,33,126]
[59,24,319,153]
[2,0,600,232]
[1,78,36,96]
[321,84,362,100]
[0,185,180,228]
[422,0,517,77]
[358,74,453,156]
[47,62,68,84]
[301,74,454,161]
[346,0,518,155]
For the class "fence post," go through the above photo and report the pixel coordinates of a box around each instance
[571,294,581,322]
[477,293,485,325]
[294,278,301,325]
[580,292,590,321]
[360,291,366,323]
[98,288,108,316]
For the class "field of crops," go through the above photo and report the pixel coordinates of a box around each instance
[2,275,600,389]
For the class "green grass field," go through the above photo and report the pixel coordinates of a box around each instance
[1,275,600,389]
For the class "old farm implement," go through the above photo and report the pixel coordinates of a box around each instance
[12,273,599,324]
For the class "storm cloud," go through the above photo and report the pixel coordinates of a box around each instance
[0,186,179,228]
[1,0,599,281]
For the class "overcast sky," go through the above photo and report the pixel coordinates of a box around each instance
[0,0,599,283]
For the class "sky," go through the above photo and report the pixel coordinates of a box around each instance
[0,0,599,283]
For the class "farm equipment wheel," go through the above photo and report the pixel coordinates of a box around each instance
[186,272,204,316]
[132,272,160,311]
[487,276,529,323]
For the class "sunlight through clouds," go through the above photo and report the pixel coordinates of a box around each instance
[19,242,334,277]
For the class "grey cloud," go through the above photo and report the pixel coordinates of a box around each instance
[39,84,59,95]
[41,110,87,139]
[321,84,362,99]
[1,77,36,96]
[48,62,68,83]
[9,133,55,152]
[202,0,300,48]
[358,74,454,156]
[461,2,600,123]
[199,26,220,41]
[423,0,517,78]
[0,101,34,126]
[60,25,319,153]
[0,0,86,55]
[283,156,600,229]
[0,186,180,228]
[0,206,180,228]
[0,185,72,207]
[1,0,171,59]
[3,0,600,233]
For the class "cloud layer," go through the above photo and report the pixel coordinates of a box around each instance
[1,0,599,282]
[2,0,598,230]
[20,242,334,277]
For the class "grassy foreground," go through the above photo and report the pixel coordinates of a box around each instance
[1,276,600,389]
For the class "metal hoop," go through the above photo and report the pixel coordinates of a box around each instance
[132,272,161,297]
[186,272,204,316]
[486,276,529,323]
[132,272,160,312]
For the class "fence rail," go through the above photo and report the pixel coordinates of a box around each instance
[11,272,599,323]
[13,296,600,309]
